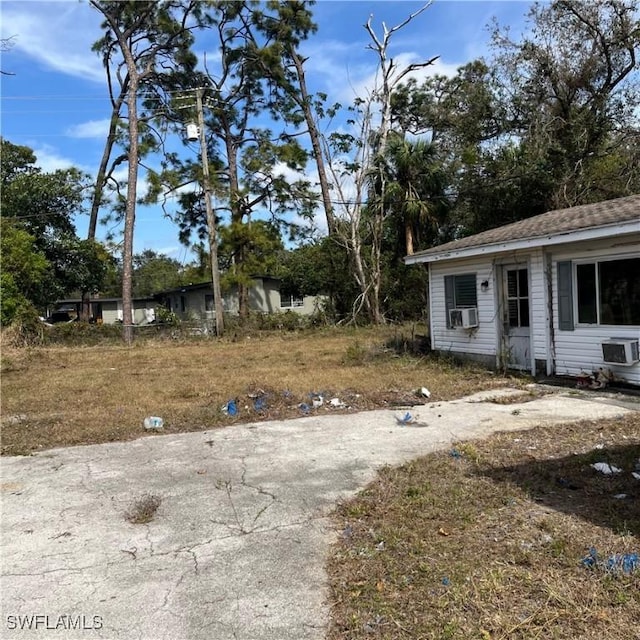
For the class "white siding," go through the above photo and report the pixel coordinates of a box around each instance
[529,248,550,363]
[425,233,639,384]
[430,258,497,358]
[551,236,640,385]
[429,250,555,374]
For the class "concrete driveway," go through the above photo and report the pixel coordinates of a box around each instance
[1,386,634,640]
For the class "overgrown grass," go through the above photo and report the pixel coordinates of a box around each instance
[0,326,518,455]
[328,413,640,640]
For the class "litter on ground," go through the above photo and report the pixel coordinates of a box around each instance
[396,412,416,425]
[576,368,613,390]
[582,548,639,575]
[591,462,621,475]
[222,400,238,417]
[143,416,164,430]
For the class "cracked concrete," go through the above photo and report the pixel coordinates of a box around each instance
[1,386,636,639]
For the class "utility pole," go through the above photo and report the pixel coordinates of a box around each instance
[196,88,225,337]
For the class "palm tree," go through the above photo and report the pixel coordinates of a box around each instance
[382,135,446,256]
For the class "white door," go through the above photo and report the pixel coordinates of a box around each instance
[502,266,531,370]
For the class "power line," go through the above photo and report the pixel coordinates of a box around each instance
[1,95,110,100]
[2,110,117,114]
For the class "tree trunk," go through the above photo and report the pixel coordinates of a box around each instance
[405,221,415,255]
[88,104,124,240]
[223,120,249,320]
[121,73,139,345]
[289,49,337,235]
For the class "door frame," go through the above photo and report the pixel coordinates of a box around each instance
[498,262,533,372]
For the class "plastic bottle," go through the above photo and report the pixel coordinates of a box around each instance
[143,416,164,430]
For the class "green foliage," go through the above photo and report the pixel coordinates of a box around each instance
[132,250,185,296]
[488,0,640,209]
[0,139,110,317]
[146,1,319,319]
[342,340,368,366]
[1,305,45,347]
[0,220,49,325]
[341,340,390,366]
[42,321,123,346]
[253,310,306,331]
[219,220,285,290]
[381,260,429,323]
[155,306,179,327]
[275,238,359,321]
[378,133,450,255]
[390,0,640,238]
[0,139,87,241]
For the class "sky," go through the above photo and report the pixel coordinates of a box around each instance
[0,0,532,266]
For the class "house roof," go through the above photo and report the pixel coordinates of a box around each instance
[55,296,156,304]
[156,275,281,296]
[405,194,640,264]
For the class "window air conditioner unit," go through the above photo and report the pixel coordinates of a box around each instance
[449,307,479,329]
[601,338,640,366]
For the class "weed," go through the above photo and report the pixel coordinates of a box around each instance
[125,494,161,524]
[342,340,368,366]
[456,442,481,463]
[549,537,569,558]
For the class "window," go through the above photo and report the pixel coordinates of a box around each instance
[180,295,186,313]
[576,257,640,325]
[506,268,530,328]
[205,294,214,312]
[444,274,477,328]
[280,292,304,308]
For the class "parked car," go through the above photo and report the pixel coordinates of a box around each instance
[43,311,77,325]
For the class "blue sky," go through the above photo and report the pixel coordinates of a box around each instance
[0,0,531,265]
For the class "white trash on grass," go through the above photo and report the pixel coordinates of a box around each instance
[143,416,164,431]
[591,462,621,475]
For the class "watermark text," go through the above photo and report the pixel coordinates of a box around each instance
[6,614,103,632]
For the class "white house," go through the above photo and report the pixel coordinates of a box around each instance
[405,195,640,386]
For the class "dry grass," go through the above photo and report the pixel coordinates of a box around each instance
[124,494,162,524]
[328,413,640,640]
[3,325,639,636]
[0,326,518,455]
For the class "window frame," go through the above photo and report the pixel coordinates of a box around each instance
[573,255,640,327]
[280,292,305,309]
[505,267,530,329]
[444,273,478,328]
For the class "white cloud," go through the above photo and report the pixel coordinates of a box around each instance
[1,2,104,83]
[339,52,461,105]
[302,33,462,108]
[271,161,329,237]
[31,144,80,173]
[66,119,112,139]
[151,245,182,257]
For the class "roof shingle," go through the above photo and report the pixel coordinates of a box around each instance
[408,194,640,260]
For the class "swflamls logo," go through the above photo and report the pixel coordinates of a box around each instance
[6,614,103,631]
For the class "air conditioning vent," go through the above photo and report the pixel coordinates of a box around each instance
[449,307,479,329]
[601,339,639,366]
